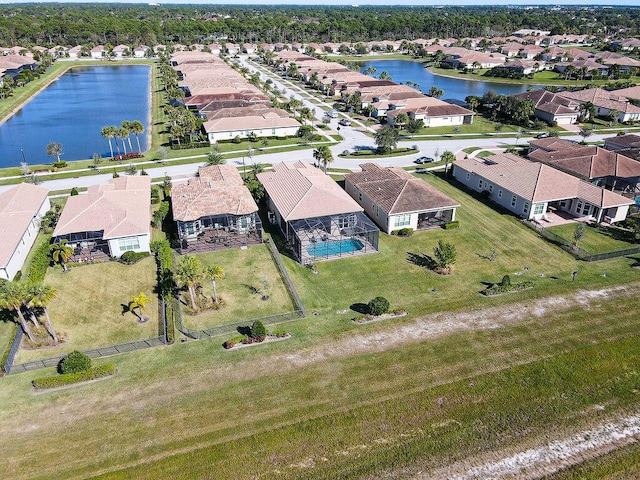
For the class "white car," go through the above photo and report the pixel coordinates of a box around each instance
[326,110,339,118]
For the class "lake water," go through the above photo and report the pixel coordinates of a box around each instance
[0,65,150,168]
[359,59,538,101]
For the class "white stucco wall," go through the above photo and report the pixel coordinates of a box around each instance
[107,233,151,258]
[207,125,299,143]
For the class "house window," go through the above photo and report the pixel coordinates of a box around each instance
[576,200,583,213]
[511,195,517,207]
[358,192,363,202]
[498,190,503,198]
[394,214,411,227]
[338,214,356,229]
[489,184,493,193]
[533,203,545,215]
[466,172,470,180]
[523,202,530,214]
[582,202,591,215]
[478,179,483,188]
[118,237,140,252]
[272,129,276,135]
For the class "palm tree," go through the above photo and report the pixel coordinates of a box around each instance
[116,127,129,154]
[121,121,133,151]
[203,265,224,304]
[206,151,225,165]
[101,126,117,159]
[128,292,151,322]
[129,120,145,153]
[50,239,73,272]
[26,283,58,343]
[175,255,202,310]
[46,142,63,163]
[374,126,400,154]
[0,281,34,342]
[313,146,334,173]
[428,86,444,99]
[441,150,456,177]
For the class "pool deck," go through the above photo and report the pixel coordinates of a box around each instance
[300,234,378,265]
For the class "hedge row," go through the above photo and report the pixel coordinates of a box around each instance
[444,221,460,230]
[32,364,116,389]
[26,238,52,283]
[118,251,150,265]
[483,281,534,296]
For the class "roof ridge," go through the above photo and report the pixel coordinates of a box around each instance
[389,179,411,213]
[531,163,545,201]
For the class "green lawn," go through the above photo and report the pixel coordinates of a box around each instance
[180,245,296,330]
[547,223,636,254]
[13,257,160,363]
[403,115,523,137]
[284,173,638,318]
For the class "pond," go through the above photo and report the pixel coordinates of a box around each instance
[358,59,539,101]
[0,64,150,169]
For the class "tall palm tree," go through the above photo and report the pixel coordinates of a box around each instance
[26,283,58,343]
[313,146,334,173]
[101,126,117,159]
[441,150,456,177]
[50,239,74,272]
[0,281,34,342]
[121,121,133,151]
[116,127,129,154]
[203,265,224,304]
[128,292,151,322]
[428,86,444,99]
[129,120,145,153]
[175,255,202,310]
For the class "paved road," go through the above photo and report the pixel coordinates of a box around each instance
[0,57,619,193]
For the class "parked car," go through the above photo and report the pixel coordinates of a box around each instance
[338,119,351,126]
[414,156,435,164]
[536,132,549,139]
[415,168,428,173]
[326,109,339,118]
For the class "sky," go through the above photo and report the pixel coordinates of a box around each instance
[1,1,640,5]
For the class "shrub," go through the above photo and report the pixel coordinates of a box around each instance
[119,251,150,265]
[33,364,116,389]
[52,161,67,168]
[223,335,247,349]
[393,228,414,237]
[112,152,142,162]
[251,320,267,341]
[500,275,511,286]
[368,296,390,316]
[444,221,460,230]
[483,280,534,296]
[58,350,92,374]
[70,187,79,196]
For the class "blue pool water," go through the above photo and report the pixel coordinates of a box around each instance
[307,238,364,257]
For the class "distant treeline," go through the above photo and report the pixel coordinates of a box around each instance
[2,5,640,47]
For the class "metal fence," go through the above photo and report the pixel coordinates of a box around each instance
[524,221,640,262]
[264,236,307,317]
[7,336,166,375]
[1,326,23,375]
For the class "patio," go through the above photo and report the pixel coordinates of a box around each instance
[68,241,110,263]
[179,227,262,254]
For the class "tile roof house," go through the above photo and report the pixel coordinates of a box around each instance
[258,162,379,264]
[559,88,640,123]
[52,176,151,259]
[453,153,633,225]
[0,184,50,281]
[171,165,262,253]
[513,89,580,125]
[344,163,460,234]
[528,137,640,194]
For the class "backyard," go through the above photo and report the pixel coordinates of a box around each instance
[179,245,297,330]
[13,257,160,363]
[547,222,637,254]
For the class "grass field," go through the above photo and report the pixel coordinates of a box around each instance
[181,245,296,330]
[0,284,639,479]
[548,223,636,254]
[13,257,160,363]
[548,441,640,479]
[2,173,640,478]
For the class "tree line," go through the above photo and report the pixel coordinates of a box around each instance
[1,5,640,47]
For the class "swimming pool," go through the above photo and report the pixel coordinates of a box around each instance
[306,238,364,257]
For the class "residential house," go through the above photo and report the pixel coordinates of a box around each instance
[0,184,50,281]
[386,96,475,128]
[559,88,640,123]
[171,165,262,253]
[529,137,640,193]
[257,162,379,264]
[512,89,580,125]
[453,153,633,224]
[202,113,300,143]
[52,176,151,259]
[344,163,459,234]
[90,45,105,59]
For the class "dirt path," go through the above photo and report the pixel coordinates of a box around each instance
[425,412,640,479]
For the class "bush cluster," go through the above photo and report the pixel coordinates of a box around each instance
[368,296,390,316]
[483,280,534,296]
[52,161,67,168]
[26,240,52,284]
[33,364,116,390]
[444,221,460,230]
[58,350,92,374]
[170,142,209,150]
[111,152,142,161]
[250,320,267,341]
[392,227,414,236]
[118,251,150,265]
